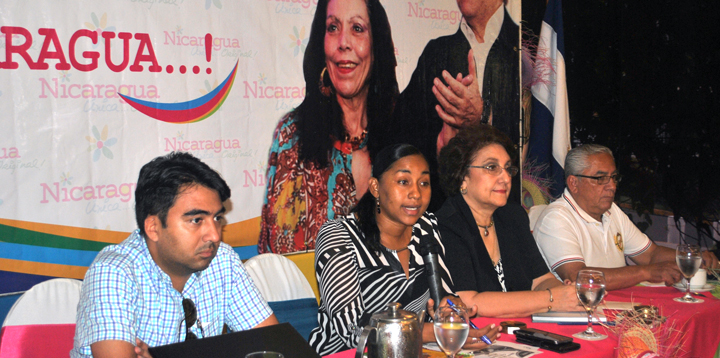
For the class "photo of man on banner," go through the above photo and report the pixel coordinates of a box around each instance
[391,0,520,210]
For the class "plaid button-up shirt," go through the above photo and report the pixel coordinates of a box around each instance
[72,230,272,358]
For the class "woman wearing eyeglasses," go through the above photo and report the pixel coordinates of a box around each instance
[436,123,581,317]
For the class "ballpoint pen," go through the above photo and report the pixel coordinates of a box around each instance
[446,299,493,345]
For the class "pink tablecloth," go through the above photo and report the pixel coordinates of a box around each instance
[607,286,720,357]
[324,286,720,358]
[0,323,76,358]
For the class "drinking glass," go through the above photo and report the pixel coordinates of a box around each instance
[573,270,607,341]
[674,244,704,303]
[433,306,469,358]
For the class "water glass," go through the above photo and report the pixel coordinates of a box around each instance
[433,306,469,358]
[573,269,607,341]
[674,244,703,303]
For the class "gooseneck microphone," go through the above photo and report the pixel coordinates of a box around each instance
[420,239,445,310]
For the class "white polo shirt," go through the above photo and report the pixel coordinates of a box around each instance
[533,189,652,274]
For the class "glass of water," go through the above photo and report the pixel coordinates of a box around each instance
[434,306,469,358]
[573,270,607,341]
[674,244,703,303]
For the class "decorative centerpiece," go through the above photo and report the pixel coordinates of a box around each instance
[609,304,686,358]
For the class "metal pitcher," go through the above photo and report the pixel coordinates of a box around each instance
[355,302,425,358]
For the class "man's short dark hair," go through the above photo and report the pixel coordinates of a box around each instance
[134,152,231,237]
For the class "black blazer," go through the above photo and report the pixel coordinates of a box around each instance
[436,195,549,293]
[390,9,520,211]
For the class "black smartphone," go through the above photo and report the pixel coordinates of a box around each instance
[514,328,573,345]
[515,336,581,353]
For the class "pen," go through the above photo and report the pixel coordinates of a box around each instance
[445,299,492,345]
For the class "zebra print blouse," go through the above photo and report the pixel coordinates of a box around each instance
[308,212,455,355]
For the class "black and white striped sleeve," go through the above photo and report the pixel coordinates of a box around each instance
[314,219,365,350]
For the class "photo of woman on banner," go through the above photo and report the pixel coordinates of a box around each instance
[392,0,520,211]
[259,0,398,254]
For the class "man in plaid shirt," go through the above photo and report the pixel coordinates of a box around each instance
[72,152,278,358]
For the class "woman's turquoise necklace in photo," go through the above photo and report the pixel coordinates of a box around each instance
[333,130,368,155]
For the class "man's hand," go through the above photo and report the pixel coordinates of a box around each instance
[432,49,484,127]
[134,338,153,358]
[701,250,719,270]
[646,261,682,286]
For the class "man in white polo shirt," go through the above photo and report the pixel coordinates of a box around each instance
[533,144,719,290]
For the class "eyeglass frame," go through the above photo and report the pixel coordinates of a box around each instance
[466,164,519,177]
[179,298,204,341]
[572,173,622,185]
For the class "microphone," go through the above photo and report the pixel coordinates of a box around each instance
[420,239,445,310]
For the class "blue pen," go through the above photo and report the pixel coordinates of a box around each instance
[445,299,493,345]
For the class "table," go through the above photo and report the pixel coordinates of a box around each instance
[324,286,720,358]
[606,285,720,357]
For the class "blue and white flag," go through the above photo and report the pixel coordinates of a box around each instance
[527,0,571,198]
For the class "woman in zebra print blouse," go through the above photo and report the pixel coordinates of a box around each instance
[308,144,500,355]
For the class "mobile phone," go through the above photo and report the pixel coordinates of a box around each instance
[515,336,581,353]
[514,328,573,345]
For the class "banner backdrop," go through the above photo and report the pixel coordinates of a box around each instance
[0,0,519,293]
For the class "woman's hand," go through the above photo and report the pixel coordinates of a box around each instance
[425,295,489,349]
[463,323,501,350]
[427,296,478,320]
[550,284,584,312]
[425,297,443,319]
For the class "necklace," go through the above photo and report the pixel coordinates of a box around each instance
[382,245,409,255]
[344,130,367,148]
[332,130,368,154]
[477,219,494,236]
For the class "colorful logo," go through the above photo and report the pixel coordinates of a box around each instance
[200,79,219,95]
[119,61,238,124]
[84,13,116,49]
[60,172,74,186]
[289,26,308,57]
[206,0,222,9]
[60,70,72,83]
[86,125,117,161]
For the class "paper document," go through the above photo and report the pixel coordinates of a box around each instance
[425,341,541,357]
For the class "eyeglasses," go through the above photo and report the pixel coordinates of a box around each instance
[467,164,519,177]
[180,298,204,341]
[573,173,622,185]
